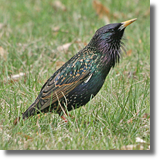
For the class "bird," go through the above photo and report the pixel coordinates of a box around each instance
[14,18,137,125]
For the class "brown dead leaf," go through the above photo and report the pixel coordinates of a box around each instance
[92,0,124,22]
[127,49,132,56]
[52,26,60,36]
[144,9,150,17]
[17,132,33,140]
[143,113,150,119]
[51,42,71,54]
[93,0,110,18]
[57,42,72,53]
[52,26,60,32]
[139,39,142,43]
[93,0,110,23]
[2,72,26,84]
[52,1,66,11]
[74,39,87,49]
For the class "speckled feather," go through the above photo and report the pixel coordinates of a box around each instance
[14,19,136,123]
[22,47,105,118]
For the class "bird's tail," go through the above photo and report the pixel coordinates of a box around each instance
[22,101,38,119]
[13,100,39,125]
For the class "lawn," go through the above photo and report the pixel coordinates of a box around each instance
[0,0,150,150]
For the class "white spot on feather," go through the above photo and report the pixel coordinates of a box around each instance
[84,74,92,83]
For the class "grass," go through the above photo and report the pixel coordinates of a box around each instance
[0,0,150,150]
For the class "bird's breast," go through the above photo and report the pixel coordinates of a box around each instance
[65,72,105,109]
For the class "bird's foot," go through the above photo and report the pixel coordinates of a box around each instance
[61,113,75,123]
[13,117,21,125]
[61,115,68,123]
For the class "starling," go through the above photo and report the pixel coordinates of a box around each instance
[14,18,137,124]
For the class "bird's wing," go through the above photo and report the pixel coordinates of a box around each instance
[36,61,92,111]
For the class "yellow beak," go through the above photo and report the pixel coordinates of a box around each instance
[119,18,137,30]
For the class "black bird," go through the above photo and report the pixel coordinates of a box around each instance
[14,18,137,124]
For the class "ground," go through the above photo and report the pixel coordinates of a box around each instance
[0,0,150,150]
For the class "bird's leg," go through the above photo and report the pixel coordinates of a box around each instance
[13,117,21,125]
[61,115,68,123]
[61,112,74,123]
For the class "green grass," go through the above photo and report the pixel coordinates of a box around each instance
[0,0,150,150]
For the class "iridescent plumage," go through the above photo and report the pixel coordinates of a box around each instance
[14,19,136,124]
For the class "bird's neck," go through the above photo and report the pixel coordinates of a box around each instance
[88,40,121,68]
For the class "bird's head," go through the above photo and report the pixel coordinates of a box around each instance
[88,18,137,65]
